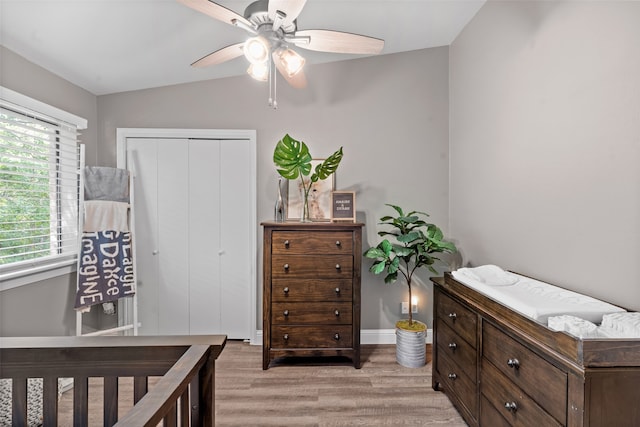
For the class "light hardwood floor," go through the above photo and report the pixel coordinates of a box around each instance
[58,341,466,426]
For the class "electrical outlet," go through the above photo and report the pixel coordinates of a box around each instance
[401,301,409,314]
[412,302,418,314]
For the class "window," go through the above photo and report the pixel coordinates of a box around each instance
[0,87,86,286]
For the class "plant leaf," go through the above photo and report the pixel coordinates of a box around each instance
[311,147,343,182]
[273,134,312,180]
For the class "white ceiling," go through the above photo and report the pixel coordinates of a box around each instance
[0,0,485,95]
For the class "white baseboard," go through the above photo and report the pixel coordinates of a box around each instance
[253,329,432,346]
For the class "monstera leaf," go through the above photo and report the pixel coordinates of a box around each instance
[273,134,343,182]
[273,134,312,180]
[311,147,343,182]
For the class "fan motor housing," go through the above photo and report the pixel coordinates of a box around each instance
[244,0,297,33]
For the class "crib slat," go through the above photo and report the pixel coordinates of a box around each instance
[42,376,59,426]
[133,376,148,403]
[164,402,177,427]
[11,377,27,427]
[104,376,118,426]
[73,376,88,427]
[180,387,190,425]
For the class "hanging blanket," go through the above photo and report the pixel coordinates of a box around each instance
[75,230,135,311]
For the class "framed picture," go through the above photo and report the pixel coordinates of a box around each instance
[286,159,335,221]
[331,191,356,222]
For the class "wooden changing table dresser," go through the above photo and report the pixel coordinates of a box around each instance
[262,221,363,369]
[432,273,640,427]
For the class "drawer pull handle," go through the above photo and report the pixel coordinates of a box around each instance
[334,333,340,341]
[284,240,290,248]
[283,334,289,341]
[507,358,520,369]
[334,310,340,317]
[283,287,289,294]
[448,312,457,320]
[504,402,518,412]
[448,343,457,350]
[283,310,289,317]
[335,240,341,246]
[335,264,341,270]
[283,263,289,270]
[447,373,457,380]
[335,287,341,294]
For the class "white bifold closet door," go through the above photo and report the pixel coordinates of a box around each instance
[126,137,251,339]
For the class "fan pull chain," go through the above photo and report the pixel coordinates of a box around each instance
[271,57,278,109]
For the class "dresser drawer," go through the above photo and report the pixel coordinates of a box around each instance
[480,395,512,427]
[483,322,567,424]
[272,302,352,324]
[272,255,353,279]
[436,319,477,382]
[481,359,562,427]
[437,346,477,416]
[271,278,352,302]
[436,291,477,348]
[271,325,353,348]
[272,231,353,254]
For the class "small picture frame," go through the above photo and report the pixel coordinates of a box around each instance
[331,191,356,222]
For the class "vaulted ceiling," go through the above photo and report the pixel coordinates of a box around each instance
[0,0,485,95]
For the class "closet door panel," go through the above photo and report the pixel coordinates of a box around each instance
[188,140,222,334]
[156,139,190,335]
[219,140,252,338]
[127,139,160,335]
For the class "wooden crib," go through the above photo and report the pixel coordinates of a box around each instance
[0,334,226,426]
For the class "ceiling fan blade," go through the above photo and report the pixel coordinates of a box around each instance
[191,43,245,68]
[268,0,307,28]
[177,0,253,28]
[293,30,384,55]
[273,53,307,89]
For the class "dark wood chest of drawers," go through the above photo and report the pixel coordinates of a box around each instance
[433,273,640,427]
[261,222,363,370]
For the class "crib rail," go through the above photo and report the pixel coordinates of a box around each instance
[0,335,226,426]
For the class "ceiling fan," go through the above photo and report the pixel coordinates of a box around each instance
[177,0,385,108]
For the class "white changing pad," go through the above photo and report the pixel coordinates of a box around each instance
[598,312,640,338]
[451,265,626,324]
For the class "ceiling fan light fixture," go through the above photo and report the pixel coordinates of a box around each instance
[277,48,305,77]
[243,36,270,64]
[247,63,269,81]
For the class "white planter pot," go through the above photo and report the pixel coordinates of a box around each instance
[396,324,426,368]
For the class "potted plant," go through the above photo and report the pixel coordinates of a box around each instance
[273,134,343,221]
[364,204,458,367]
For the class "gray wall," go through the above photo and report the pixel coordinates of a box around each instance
[449,1,640,310]
[97,47,452,331]
[1,45,451,335]
[0,45,99,336]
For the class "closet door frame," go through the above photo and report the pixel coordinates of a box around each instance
[116,127,257,343]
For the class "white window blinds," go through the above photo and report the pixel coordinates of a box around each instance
[0,97,83,279]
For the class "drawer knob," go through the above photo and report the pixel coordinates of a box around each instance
[283,287,289,294]
[283,310,289,317]
[448,342,457,350]
[507,358,520,369]
[504,402,518,412]
[334,333,340,340]
[335,240,341,246]
[283,334,289,341]
[335,287,341,294]
[283,263,289,270]
[447,373,457,380]
[448,312,457,320]
[284,240,290,248]
[335,264,341,270]
[334,310,340,317]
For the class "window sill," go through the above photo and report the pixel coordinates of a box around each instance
[0,260,77,292]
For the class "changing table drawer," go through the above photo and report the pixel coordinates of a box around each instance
[437,291,477,347]
[483,321,567,425]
